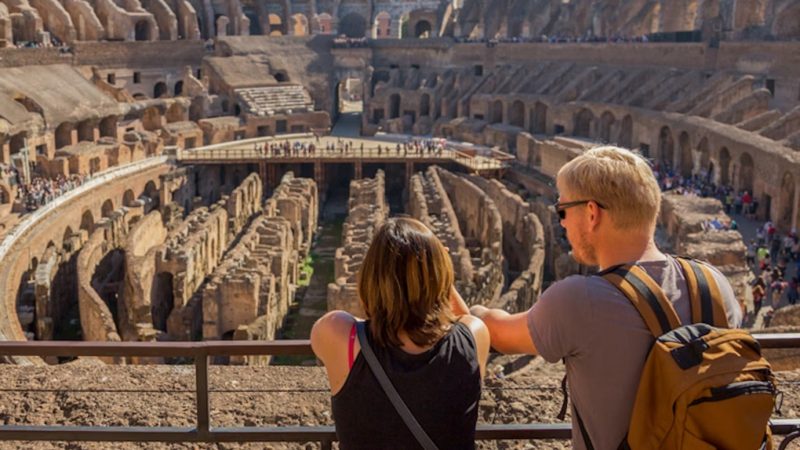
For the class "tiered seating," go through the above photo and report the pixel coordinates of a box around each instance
[235,85,313,116]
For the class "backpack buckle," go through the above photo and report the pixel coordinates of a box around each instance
[671,339,709,370]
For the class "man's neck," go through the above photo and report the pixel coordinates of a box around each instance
[596,234,664,271]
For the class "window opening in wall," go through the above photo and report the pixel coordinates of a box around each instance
[107,73,116,85]
[133,72,141,84]
[276,120,288,134]
[766,79,775,97]
[36,145,46,156]
[257,126,270,136]
[639,143,650,158]
[474,65,483,76]
[554,124,565,135]
[474,114,484,120]
[389,64,399,69]
[411,64,420,69]
[196,68,202,79]
[233,131,246,140]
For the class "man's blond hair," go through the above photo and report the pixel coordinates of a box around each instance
[557,146,661,230]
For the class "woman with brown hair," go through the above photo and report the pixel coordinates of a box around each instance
[311,217,490,449]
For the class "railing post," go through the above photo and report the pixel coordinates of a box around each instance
[195,349,210,437]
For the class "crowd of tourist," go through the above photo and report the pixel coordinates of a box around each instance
[252,137,448,158]
[748,220,800,319]
[453,34,651,45]
[650,161,800,321]
[17,174,87,211]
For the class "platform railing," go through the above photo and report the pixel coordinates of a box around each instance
[1,334,799,449]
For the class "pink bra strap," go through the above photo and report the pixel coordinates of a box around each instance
[348,322,357,369]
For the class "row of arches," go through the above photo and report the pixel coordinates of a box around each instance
[54,117,118,149]
[251,10,434,38]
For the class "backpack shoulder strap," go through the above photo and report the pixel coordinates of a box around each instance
[601,264,682,337]
[675,257,728,328]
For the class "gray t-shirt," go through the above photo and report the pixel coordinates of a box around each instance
[527,257,742,450]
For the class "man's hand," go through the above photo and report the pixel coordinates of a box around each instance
[469,305,538,356]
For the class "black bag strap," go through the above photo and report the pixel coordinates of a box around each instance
[355,321,439,450]
[601,264,682,337]
[674,257,728,328]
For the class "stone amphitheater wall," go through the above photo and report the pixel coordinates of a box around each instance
[328,170,388,316]
[469,176,545,312]
[0,157,169,347]
[436,168,504,305]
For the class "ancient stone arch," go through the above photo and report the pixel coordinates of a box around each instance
[143,180,160,209]
[77,120,94,142]
[530,102,547,134]
[339,12,367,38]
[314,13,333,34]
[268,13,283,36]
[573,108,593,138]
[151,272,174,332]
[174,81,184,96]
[101,199,114,218]
[414,19,432,38]
[491,99,503,124]
[618,114,633,149]
[697,137,710,177]
[134,20,151,41]
[292,13,308,35]
[509,100,524,128]
[599,111,615,143]
[373,11,390,38]
[658,126,674,168]
[719,147,731,186]
[389,93,400,119]
[62,226,73,250]
[55,123,74,149]
[678,131,692,177]
[80,209,94,234]
[420,93,431,117]
[123,189,135,207]
[9,132,26,156]
[739,152,755,194]
[99,117,117,138]
[153,82,168,98]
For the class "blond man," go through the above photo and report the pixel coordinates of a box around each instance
[471,146,741,449]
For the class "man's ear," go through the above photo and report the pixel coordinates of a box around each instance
[587,201,602,231]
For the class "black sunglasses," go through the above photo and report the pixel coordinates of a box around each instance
[551,200,606,220]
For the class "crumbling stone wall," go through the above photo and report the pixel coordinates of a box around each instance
[659,193,752,312]
[469,176,545,313]
[436,167,504,306]
[328,170,389,316]
[202,173,318,366]
[408,166,476,302]
[76,208,139,361]
[120,209,167,342]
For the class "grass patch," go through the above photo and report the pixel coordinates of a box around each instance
[298,254,315,287]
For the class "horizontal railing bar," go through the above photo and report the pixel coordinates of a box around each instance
[0,334,798,357]
[2,421,798,443]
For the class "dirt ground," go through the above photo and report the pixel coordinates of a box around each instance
[1,355,798,450]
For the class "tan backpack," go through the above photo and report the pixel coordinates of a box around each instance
[583,257,777,450]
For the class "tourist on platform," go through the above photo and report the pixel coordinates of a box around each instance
[311,217,489,449]
[747,240,757,267]
[753,274,767,314]
[470,146,741,450]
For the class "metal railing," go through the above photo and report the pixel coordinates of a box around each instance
[1,334,799,449]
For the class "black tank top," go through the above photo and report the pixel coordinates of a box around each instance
[331,321,481,450]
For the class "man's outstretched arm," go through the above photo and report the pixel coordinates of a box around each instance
[470,305,538,355]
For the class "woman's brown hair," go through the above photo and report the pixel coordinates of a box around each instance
[358,217,456,348]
